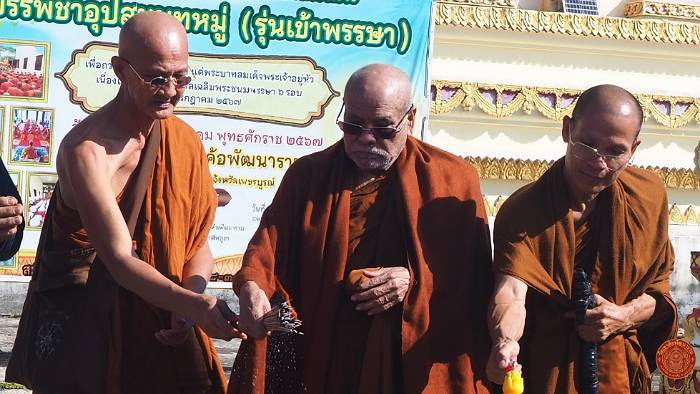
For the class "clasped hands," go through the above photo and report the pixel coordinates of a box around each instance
[349,266,410,316]
[565,294,634,343]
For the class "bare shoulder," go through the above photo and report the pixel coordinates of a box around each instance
[59,114,107,157]
[57,115,110,184]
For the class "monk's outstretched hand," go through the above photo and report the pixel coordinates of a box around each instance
[155,313,194,346]
[350,267,409,316]
[0,196,22,241]
[194,295,247,341]
[238,281,272,340]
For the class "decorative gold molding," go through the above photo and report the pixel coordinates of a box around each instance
[483,195,507,217]
[638,93,700,128]
[625,0,700,22]
[432,81,578,121]
[659,203,698,225]
[484,195,700,225]
[432,81,700,128]
[465,156,700,189]
[440,0,518,9]
[695,140,700,181]
[435,3,700,45]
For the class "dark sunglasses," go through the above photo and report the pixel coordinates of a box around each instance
[122,58,191,89]
[336,103,414,140]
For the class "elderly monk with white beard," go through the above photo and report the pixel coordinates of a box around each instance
[228,64,494,394]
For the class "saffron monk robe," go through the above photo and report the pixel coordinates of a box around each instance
[486,84,677,394]
[7,11,245,394]
[229,64,494,394]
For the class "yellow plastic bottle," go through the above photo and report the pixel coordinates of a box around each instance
[502,362,524,394]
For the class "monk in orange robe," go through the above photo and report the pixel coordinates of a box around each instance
[7,11,244,394]
[18,132,28,146]
[487,85,677,393]
[20,141,38,161]
[229,64,493,393]
[31,134,43,147]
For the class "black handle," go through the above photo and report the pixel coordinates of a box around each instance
[573,268,599,394]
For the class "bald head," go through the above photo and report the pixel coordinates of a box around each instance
[113,12,190,120]
[119,11,188,60]
[572,84,643,137]
[562,84,644,202]
[345,64,412,113]
[341,64,415,173]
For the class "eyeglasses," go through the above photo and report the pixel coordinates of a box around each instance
[336,103,413,140]
[568,138,632,171]
[122,58,191,90]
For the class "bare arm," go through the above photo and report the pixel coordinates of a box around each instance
[625,293,657,326]
[486,273,527,384]
[59,142,239,339]
[155,242,224,345]
[182,241,214,294]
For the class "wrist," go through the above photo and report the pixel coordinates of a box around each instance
[621,301,637,330]
[183,292,210,322]
[182,275,207,294]
[493,336,517,348]
[241,281,261,294]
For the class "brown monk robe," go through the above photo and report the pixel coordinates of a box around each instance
[332,172,404,394]
[8,117,226,394]
[493,159,677,393]
[229,136,493,393]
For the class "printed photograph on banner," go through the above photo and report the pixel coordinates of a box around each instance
[0,253,16,272]
[25,172,57,230]
[8,106,54,166]
[0,39,50,102]
[7,169,22,198]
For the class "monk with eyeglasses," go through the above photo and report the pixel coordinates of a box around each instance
[487,84,677,393]
[8,11,244,393]
[228,63,493,393]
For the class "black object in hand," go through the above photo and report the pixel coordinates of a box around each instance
[572,268,599,394]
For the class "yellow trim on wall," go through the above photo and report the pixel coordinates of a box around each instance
[625,0,700,22]
[483,194,700,225]
[465,156,700,189]
[435,2,700,45]
[432,81,700,129]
